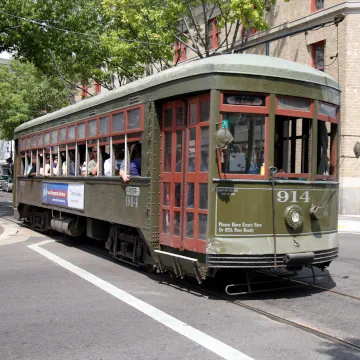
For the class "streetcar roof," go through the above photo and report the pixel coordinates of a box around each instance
[15,54,339,134]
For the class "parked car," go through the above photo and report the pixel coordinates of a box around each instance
[3,178,13,192]
[0,175,8,189]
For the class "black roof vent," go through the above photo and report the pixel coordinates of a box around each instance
[129,95,139,105]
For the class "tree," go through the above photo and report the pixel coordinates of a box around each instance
[102,0,289,71]
[0,0,288,89]
[0,61,71,139]
[0,0,115,88]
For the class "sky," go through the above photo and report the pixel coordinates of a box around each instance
[0,51,12,59]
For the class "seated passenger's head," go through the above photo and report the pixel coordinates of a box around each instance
[114,147,124,160]
[90,148,97,160]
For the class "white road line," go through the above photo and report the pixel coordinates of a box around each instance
[339,231,360,235]
[28,241,253,360]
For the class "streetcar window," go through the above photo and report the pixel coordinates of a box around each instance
[222,113,265,175]
[63,150,76,176]
[99,145,110,176]
[78,144,86,175]
[84,146,98,176]
[88,120,97,137]
[113,113,124,133]
[198,214,208,240]
[77,123,85,139]
[44,132,50,146]
[99,116,110,135]
[127,108,141,130]
[200,127,209,172]
[31,136,36,148]
[274,116,311,176]
[51,130,58,145]
[188,128,196,172]
[317,121,337,177]
[37,134,43,147]
[68,125,75,141]
[200,100,210,122]
[59,128,66,143]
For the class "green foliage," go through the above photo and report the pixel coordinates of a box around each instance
[102,0,290,61]
[0,61,70,139]
[0,0,290,88]
[0,0,112,86]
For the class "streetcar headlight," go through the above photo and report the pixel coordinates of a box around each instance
[284,205,304,229]
[291,211,300,224]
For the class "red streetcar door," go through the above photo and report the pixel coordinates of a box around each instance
[160,94,210,253]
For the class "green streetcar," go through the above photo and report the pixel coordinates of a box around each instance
[13,54,340,286]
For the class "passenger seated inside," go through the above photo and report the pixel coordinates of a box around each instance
[81,147,97,176]
[41,155,51,176]
[62,151,75,176]
[104,146,124,176]
[120,143,141,182]
[27,162,37,177]
[53,155,60,176]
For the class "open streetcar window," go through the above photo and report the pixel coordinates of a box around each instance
[316,103,338,180]
[274,117,311,179]
[221,113,265,175]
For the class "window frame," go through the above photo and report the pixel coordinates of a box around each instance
[311,0,324,12]
[86,117,99,141]
[311,40,325,72]
[316,102,339,181]
[218,91,270,180]
[58,127,67,145]
[275,95,314,118]
[67,124,76,143]
[207,18,221,50]
[274,98,314,180]
[318,102,338,123]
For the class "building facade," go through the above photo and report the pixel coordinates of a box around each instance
[242,0,360,215]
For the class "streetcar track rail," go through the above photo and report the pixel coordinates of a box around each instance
[77,241,360,354]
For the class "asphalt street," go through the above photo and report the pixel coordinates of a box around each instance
[1,191,360,360]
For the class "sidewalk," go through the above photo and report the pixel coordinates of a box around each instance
[0,218,46,246]
[338,215,360,233]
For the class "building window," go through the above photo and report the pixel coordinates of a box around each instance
[207,18,221,50]
[174,35,188,63]
[241,23,258,42]
[311,0,324,12]
[312,41,325,72]
[81,83,88,99]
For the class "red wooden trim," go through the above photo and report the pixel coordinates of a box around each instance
[311,0,324,12]
[316,175,336,181]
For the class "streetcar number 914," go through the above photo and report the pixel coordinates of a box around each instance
[277,190,310,203]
